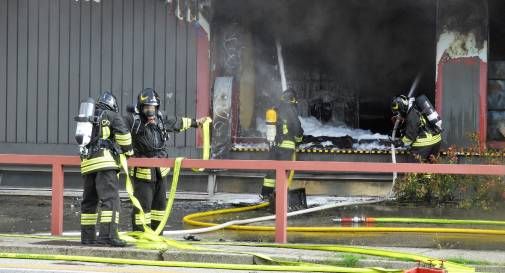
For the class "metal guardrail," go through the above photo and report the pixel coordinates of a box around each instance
[0,154,504,243]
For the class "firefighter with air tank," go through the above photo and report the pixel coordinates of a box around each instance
[75,91,133,247]
[261,88,304,200]
[391,94,443,171]
[125,88,208,232]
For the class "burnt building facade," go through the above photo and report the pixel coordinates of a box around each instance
[0,0,503,158]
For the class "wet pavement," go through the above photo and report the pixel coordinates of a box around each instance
[3,195,505,252]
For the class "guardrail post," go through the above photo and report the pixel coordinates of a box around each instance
[51,163,64,236]
[274,166,288,243]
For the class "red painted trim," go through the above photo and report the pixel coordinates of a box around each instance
[275,168,288,243]
[479,60,488,150]
[195,25,210,147]
[51,164,64,236]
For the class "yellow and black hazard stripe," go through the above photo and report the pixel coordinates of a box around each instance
[231,146,504,157]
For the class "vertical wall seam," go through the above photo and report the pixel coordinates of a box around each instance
[163,5,168,113]
[25,0,30,143]
[15,0,19,141]
[46,0,51,143]
[67,0,71,143]
[35,0,40,142]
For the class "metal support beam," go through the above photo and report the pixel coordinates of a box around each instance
[51,163,64,236]
[207,173,216,196]
[274,168,288,243]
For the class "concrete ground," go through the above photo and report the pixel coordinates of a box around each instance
[1,191,505,272]
[0,235,504,272]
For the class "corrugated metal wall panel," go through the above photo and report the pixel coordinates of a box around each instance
[68,0,80,146]
[58,0,70,144]
[186,25,197,146]
[165,14,177,146]
[0,0,6,142]
[37,0,50,143]
[175,20,188,147]
[16,0,28,143]
[26,0,38,143]
[47,0,60,144]
[122,0,134,113]
[6,0,18,142]
[0,0,198,152]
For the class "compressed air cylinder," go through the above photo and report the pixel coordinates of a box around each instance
[415,94,442,132]
[265,108,277,143]
[75,98,96,147]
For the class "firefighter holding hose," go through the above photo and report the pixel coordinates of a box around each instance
[391,94,442,166]
[261,88,304,199]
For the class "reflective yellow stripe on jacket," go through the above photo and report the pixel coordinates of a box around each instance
[80,149,118,175]
[115,132,132,146]
[279,140,295,150]
[263,178,275,187]
[129,167,171,181]
[180,117,193,131]
[130,167,152,180]
[412,133,442,147]
[160,167,170,177]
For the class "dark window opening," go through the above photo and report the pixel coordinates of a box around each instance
[211,0,436,147]
[487,0,505,143]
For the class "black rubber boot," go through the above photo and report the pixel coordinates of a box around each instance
[80,226,96,245]
[97,223,128,247]
[151,220,163,232]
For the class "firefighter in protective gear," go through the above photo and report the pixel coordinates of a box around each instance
[391,95,442,164]
[79,91,133,247]
[126,88,206,232]
[261,88,304,199]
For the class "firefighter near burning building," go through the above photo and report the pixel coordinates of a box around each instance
[126,88,207,232]
[261,88,304,199]
[75,91,133,247]
[391,94,443,165]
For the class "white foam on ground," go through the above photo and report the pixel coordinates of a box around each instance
[300,116,389,140]
[239,116,392,150]
[211,194,374,207]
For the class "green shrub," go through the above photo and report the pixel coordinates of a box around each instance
[394,140,505,209]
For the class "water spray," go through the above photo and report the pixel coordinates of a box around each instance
[388,73,422,199]
[276,39,287,92]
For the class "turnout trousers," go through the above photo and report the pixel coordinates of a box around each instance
[131,169,168,232]
[80,170,121,243]
[261,146,295,198]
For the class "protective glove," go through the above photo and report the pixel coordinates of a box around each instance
[389,137,404,148]
[196,117,209,127]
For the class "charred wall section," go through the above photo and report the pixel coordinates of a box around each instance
[211,0,437,139]
[435,0,488,148]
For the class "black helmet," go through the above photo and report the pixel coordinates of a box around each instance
[137,88,160,108]
[97,91,118,112]
[281,88,298,103]
[391,95,408,115]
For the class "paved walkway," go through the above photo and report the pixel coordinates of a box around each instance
[0,235,503,272]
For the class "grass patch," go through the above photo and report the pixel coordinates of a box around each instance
[447,257,492,266]
[327,254,361,267]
